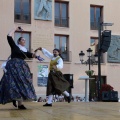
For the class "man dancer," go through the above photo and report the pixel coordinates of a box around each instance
[35,47,71,106]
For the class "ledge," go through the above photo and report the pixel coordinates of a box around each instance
[15,23,31,26]
[36,61,49,63]
[74,62,81,64]
[108,63,120,66]
[54,26,70,30]
[74,62,106,65]
[64,61,71,64]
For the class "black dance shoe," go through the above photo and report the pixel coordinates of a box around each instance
[43,103,52,107]
[12,100,17,107]
[67,96,71,103]
[18,105,27,109]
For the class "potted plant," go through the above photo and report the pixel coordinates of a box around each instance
[100,84,114,93]
[85,70,94,77]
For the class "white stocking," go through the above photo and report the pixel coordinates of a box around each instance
[63,91,70,97]
[47,95,53,104]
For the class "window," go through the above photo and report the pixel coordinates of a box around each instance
[14,32,31,51]
[90,5,103,30]
[54,35,70,61]
[90,37,103,63]
[14,0,31,23]
[55,1,69,27]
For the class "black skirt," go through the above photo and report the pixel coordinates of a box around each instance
[46,70,70,96]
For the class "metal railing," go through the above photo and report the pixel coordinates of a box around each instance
[55,17,69,27]
[90,21,99,30]
[62,51,72,62]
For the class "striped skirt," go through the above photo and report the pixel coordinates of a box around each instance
[0,58,37,104]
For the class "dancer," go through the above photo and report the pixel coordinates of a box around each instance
[35,47,71,106]
[0,27,37,109]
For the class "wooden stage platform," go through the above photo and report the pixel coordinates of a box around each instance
[0,102,120,120]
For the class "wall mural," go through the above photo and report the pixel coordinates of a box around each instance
[107,35,120,63]
[34,0,52,20]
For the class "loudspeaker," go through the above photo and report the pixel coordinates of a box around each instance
[101,30,111,53]
[102,91,118,102]
[102,91,109,101]
[109,91,118,102]
[63,74,74,88]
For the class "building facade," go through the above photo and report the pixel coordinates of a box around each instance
[0,0,120,100]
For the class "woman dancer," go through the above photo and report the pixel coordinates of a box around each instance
[0,27,37,109]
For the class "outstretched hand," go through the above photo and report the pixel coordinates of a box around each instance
[16,26,23,31]
[34,47,42,52]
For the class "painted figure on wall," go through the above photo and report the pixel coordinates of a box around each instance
[34,0,52,20]
[107,35,120,62]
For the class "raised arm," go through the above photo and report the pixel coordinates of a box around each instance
[35,47,53,59]
[7,28,17,48]
[41,48,53,59]
[7,27,20,48]
[7,27,17,37]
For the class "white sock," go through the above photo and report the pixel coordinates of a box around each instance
[63,91,69,97]
[47,95,53,104]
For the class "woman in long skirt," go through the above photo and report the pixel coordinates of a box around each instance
[0,27,37,109]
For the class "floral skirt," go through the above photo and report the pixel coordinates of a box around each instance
[0,58,37,104]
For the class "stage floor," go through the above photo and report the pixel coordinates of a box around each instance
[0,102,120,120]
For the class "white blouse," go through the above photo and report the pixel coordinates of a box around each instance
[42,48,63,70]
